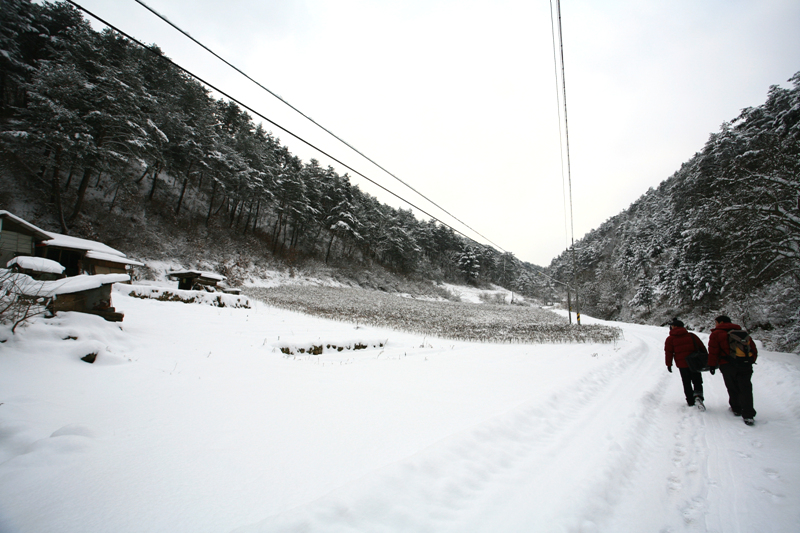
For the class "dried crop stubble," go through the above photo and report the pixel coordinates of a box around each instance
[245,286,621,344]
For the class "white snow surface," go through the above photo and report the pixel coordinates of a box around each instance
[440,282,519,304]
[5,256,65,274]
[0,292,799,533]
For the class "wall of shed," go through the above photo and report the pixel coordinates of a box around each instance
[0,227,35,266]
[50,284,113,313]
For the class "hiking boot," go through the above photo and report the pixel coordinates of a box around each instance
[695,398,706,412]
[729,407,742,417]
[743,418,755,426]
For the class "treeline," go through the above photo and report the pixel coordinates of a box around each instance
[548,72,800,351]
[0,0,549,295]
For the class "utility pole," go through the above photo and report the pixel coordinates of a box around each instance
[555,0,580,326]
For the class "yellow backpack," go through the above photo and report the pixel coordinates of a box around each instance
[727,330,753,362]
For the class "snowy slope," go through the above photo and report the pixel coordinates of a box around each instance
[0,291,798,533]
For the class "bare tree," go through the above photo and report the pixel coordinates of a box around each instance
[0,270,51,333]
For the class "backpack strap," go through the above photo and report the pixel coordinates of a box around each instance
[690,333,707,354]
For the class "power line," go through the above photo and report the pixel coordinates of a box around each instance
[548,0,569,252]
[65,0,506,254]
[554,0,581,325]
[556,0,575,250]
[549,0,574,324]
[132,0,506,253]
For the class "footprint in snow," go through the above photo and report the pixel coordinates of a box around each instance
[50,424,95,438]
[759,487,786,503]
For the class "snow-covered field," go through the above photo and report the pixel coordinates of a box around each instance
[1,287,799,533]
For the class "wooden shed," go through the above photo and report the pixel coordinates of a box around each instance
[42,274,130,322]
[1,211,143,278]
[0,210,52,266]
[167,270,227,291]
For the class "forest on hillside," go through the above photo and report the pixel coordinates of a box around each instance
[549,73,800,352]
[0,0,549,297]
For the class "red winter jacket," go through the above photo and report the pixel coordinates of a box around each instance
[665,326,706,368]
[708,322,758,367]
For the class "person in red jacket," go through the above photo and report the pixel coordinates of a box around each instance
[708,315,758,425]
[664,318,707,409]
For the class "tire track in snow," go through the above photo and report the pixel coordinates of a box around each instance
[700,351,800,533]
[484,326,676,532]
[606,345,800,533]
[232,333,663,533]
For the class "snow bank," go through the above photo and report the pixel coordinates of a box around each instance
[117,283,250,308]
[244,269,351,289]
[440,282,517,304]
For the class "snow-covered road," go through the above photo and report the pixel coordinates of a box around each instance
[1,293,798,533]
[236,321,800,533]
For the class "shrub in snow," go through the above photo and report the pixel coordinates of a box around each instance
[0,269,51,332]
[276,339,386,355]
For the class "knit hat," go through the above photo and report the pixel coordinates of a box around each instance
[669,318,684,328]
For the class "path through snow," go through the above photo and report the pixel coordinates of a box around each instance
[235,321,800,533]
[0,294,798,533]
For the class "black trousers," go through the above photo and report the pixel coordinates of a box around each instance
[720,363,756,418]
[678,367,704,404]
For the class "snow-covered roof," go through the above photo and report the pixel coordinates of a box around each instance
[6,256,65,274]
[85,250,144,267]
[167,270,227,282]
[0,210,52,240]
[42,231,126,257]
[45,273,130,296]
[4,271,130,297]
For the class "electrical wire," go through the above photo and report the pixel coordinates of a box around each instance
[65,0,506,253]
[556,0,575,250]
[132,0,507,253]
[549,0,569,252]
[554,0,581,324]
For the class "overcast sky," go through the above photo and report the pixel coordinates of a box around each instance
[67,0,800,265]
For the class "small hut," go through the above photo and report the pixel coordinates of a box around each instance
[43,274,130,322]
[167,270,227,291]
[0,211,143,278]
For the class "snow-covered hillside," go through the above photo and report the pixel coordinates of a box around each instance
[1,288,798,533]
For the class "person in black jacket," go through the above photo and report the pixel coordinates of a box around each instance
[665,318,707,409]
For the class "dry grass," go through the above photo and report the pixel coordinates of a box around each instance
[245,286,621,344]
